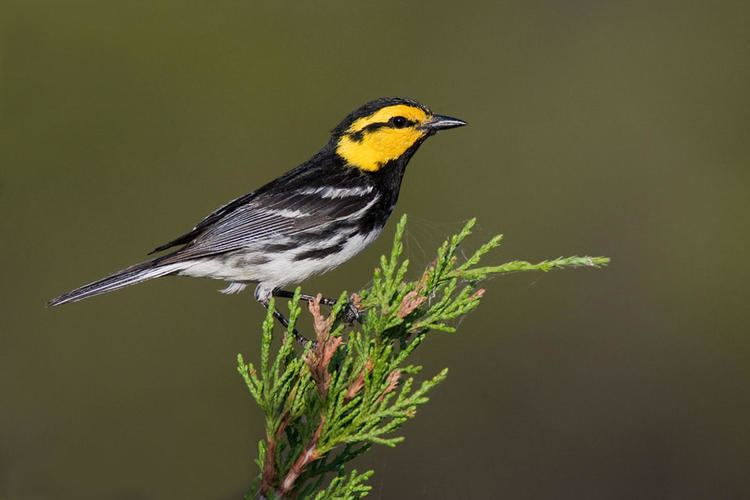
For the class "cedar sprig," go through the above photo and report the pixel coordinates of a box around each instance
[237,215,609,498]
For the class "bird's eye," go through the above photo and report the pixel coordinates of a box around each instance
[391,116,408,128]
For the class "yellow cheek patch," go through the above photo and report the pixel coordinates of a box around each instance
[336,104,430,171]
[337,127,426,171]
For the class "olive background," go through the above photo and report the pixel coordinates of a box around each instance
[2,1,749,499]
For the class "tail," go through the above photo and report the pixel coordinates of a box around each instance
[48,257,185,307]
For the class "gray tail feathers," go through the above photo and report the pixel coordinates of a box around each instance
[48,256,184,307]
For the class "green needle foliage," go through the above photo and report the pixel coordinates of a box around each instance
[237,215,609,499]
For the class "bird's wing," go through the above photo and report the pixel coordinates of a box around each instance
[165,186,377,261]
[149,191,257,254]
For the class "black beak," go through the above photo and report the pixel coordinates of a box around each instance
[420,114,468,132]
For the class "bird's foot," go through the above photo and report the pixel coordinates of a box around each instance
[340,294,362,325]
[272,289,363,325]
[258,297,316,348]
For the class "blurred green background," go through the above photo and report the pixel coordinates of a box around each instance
[2,1,749,498]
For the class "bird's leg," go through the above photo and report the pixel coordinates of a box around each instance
[272,289,337,306]
[259,299,316,347]
[272,289,361,324]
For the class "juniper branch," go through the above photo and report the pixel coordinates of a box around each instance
[237,215,609,499]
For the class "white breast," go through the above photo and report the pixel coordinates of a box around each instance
[176,227,382,299]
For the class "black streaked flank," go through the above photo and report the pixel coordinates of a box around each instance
[294,243,346,262]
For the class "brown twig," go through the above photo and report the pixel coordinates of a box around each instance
[397,269,430,319]
[349,292,363,312]
[259,412,290,497]
[275,295,340,497]
[278,412,326,496]
[345,359,374,402]
[377,370,402,402]
[304,294,342,397]
[397,290,427,319]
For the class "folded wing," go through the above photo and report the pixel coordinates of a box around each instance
[162,186,377,262]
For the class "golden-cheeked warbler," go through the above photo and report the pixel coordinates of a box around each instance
[49,97,466,337]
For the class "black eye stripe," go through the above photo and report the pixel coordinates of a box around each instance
[351,118,417,138]
[363,122,389,133]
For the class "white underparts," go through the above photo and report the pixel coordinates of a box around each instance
[177,227,383,299]
[219,282,248,294]
[174,187,383,299]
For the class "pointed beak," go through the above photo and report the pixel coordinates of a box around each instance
[420,114,468,132]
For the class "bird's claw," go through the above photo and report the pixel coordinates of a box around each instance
[338,294,363,325]
[340,301,361,324]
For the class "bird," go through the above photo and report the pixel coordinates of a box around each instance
[48,97,466,337]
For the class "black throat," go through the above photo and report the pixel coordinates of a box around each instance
[354,137,427,230]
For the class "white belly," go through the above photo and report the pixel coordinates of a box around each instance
[176,228,382,297]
